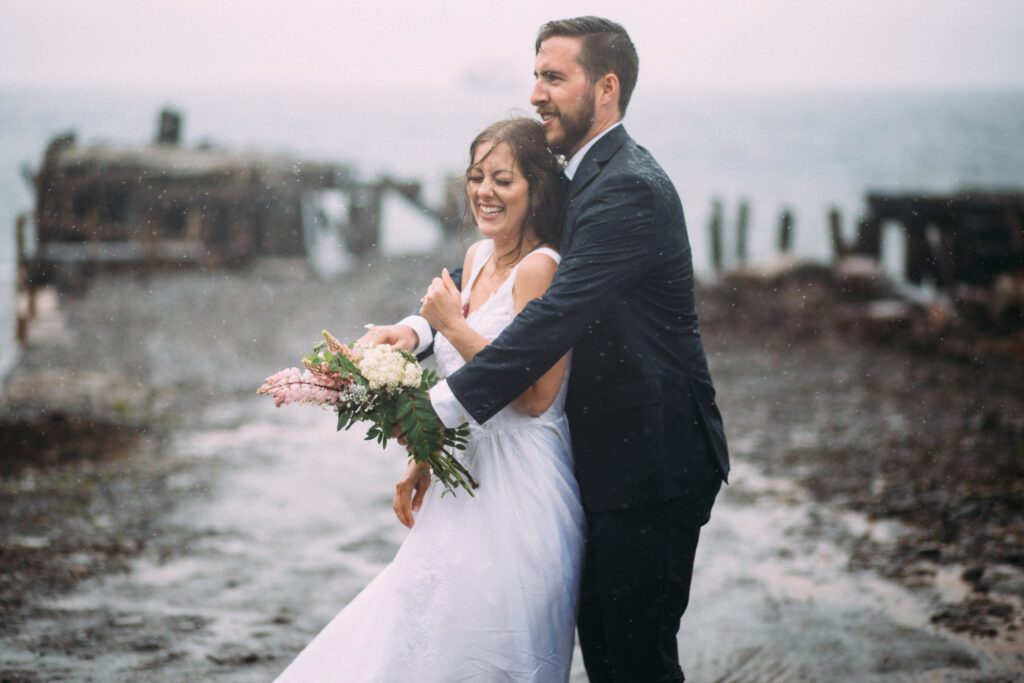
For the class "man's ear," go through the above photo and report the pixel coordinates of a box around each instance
[597,73,620,109]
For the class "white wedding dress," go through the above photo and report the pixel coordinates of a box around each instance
[275,240,585,682]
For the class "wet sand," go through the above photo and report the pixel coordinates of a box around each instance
[1,254,1022,681]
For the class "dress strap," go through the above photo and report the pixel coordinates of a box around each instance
[509,246,561,279]
[525,246,561,266]
[506,246,561,299]
[462,240,494,299]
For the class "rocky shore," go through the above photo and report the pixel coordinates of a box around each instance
[1,251,1022,678]
[700,262,1024,641]
[0,254,450,645]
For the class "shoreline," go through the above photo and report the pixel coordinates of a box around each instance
[1,256,1022,676]
[700,263,1024,642]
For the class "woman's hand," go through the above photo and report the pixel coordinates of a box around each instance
[420,268,463,335]
[393,461,431,528]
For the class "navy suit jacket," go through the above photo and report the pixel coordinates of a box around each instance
[445,125,728,512]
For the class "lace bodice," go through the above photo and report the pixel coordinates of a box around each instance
[434,240,568,431]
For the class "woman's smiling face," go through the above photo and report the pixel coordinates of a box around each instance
[467,142,530,245]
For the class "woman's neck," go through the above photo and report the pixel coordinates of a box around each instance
[491,234,540,268]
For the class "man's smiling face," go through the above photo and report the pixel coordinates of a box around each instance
[531,36,597,157]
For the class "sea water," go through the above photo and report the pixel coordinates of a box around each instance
[1,85,1023,377]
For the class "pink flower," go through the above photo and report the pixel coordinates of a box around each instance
[257,366,350,407]
[322,329,358,361]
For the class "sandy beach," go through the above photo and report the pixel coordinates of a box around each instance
[1,253,1022,681]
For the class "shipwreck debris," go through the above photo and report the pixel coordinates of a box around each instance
[17,108,461,292]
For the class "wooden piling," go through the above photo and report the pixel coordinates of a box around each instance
[929,225,955,287]
[829,206,847,259]
[27,284,36,321]
[854,217,882,258]
[157,108,182,146]
[905,219,928,285]
[709,198,723,274]
[347,185,382,255]
[736,200,749,267]
[15,214,35,319]
[778,208,794,254]
[15,214,26,259]
[441,174,466,237]
[14,214,29,343]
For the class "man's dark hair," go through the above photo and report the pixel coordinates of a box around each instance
[535,16,639,115]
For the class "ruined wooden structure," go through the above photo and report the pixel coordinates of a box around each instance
[843,190,1024,288]
[710,190,1024,295]
[19,109,456,291]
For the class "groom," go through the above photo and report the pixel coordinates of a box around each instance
[376,17,729,682]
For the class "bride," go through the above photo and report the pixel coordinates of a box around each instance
[274,118,585,682]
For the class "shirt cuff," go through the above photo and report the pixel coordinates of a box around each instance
[398,315,433,356]
[429,380,477,428]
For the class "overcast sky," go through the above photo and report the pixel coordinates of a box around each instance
[2,0,1023,91]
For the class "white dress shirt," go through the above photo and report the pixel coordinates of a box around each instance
[404,121,623,428]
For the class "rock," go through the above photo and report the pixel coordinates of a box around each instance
[206,644,265,666]
[109,613,146,628]
[8,536,50,550]
[961,565,985,584]
[834,255,888,299]
[130,638,165,653]
[989,575,1024,600]
[851,299,917,340]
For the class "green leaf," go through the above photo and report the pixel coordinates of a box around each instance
[395,395,414,420]
[332,353,361,382]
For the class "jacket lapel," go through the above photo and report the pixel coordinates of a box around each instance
[561,125,631,252]
[567,125,630,199]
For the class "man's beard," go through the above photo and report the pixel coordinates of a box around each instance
[549,88,596,156]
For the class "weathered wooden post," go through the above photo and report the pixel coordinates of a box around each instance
[156,108,182,146]
[15,213,25,258]
[440,174,466,238]
[854,217,882,258]
[15,214,36,320]
[15,214,28,344]
[778,207,794,254]
[856,197,884,259]
[929,225,955,287]
[736,200,749,267]
[709,198,723,274]
[905,218,928,285]
[347,184,382,255]
[829,206,848,260]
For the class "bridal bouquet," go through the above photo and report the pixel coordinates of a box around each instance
[258,330,477,495]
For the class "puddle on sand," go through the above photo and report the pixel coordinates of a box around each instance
[3,397,1022,681]
[933,564,975,605]
[682,469,1021,682]
[4,397,412,681]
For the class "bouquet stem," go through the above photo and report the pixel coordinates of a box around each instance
[423,435,479,495]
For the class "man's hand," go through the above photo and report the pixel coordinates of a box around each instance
[393,461,431,528]
[358,324,418,351]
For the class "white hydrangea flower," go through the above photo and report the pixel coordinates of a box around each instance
[357,344,411,391]
[401,363,422,388]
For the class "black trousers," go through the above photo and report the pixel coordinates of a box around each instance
[578,484,720,683]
